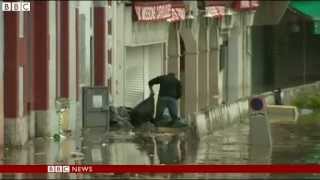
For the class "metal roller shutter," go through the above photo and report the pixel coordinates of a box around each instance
[125,47,144,107]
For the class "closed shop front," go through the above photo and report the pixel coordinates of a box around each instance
[124,44,163,108]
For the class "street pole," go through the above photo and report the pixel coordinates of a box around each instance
[303,21,307,84]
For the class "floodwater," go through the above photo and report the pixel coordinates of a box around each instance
[1,114,320,179]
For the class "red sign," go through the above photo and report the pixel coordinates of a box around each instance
[3,165,320,173]
[167,7,185,22]
[134,1,172,21]
[233,0,259,11]
[205,6,226,18]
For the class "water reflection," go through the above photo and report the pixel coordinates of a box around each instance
[3,116,320,179]
[82,132,191,165]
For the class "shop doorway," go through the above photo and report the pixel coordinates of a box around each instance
[220,40,229,103]
[179,36,186,117]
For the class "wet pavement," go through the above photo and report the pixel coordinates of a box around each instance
[2,115,320,179]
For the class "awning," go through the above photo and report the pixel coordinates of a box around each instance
[232,0,259,11]
[290,1,320,21]
[253,1,289,26]
[290,1,320,34]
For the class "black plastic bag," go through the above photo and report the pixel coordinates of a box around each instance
[109,106,134,129]
[130,94,155,127]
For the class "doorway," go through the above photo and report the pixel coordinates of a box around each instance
[180,36,186,117]
[220,40,228,103]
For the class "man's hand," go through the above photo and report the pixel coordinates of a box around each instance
[150,90,155,97]
[149,88,155,96]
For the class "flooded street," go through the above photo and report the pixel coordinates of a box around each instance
[1,114,320,179]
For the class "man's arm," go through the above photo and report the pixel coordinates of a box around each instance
[148,76,162,94]
[148,76,162,87]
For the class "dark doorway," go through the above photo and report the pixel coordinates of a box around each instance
[179,36,186,117]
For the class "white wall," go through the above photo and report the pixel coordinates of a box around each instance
[68,1,78,132]
[112,2,125,106]
[198,19,210,109]
[123,6,169,46]
[208,22,221,105]
[167,25,180,78]
[48,1,58,136]
[79,1,92,86]
[227,14,244,102]
[49,1,57,107]
[18,12,24,117]
[69,1,77,102]
[243,26,252,96]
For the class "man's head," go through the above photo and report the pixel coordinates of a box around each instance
[168,72,175,77]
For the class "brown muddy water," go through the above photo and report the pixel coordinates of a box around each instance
[1,115,320,179]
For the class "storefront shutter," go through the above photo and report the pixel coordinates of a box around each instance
[125,47,144,108]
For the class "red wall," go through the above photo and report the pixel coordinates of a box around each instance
[32,1,49,111]
[94,7,106,86]
[4,12,19,118]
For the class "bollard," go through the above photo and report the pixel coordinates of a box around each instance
[194,112,208,138]
[273,88,283,105]
[249,97,272,147]
[54,98,70,141]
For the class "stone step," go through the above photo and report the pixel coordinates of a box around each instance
[267,105,299,123]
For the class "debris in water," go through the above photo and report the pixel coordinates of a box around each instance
[34,152,46,156]
[129,131,135,136]
[71,152,84,158]
[53,134,60,142]
[91,148,102,163]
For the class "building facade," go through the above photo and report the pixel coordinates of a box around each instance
[1,0,290,147]
[251,1,320,93]
[110,0,259,117]
[2,1,108,146]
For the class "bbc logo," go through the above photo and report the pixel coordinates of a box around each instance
[2,2,31,12]
[47,165,70,173]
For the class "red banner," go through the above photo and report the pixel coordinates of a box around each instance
[1,165,320,173]
[133,1,172,21]
[204,1,230,18]
[167,1,185,22]
[205,6,226,18]
[233,0,260,11]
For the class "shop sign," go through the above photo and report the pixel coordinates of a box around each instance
[134,2,172,21]
[233,0,259,11]
[167,7,185,22]
[205,6,226,18]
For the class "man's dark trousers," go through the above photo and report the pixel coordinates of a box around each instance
[155,96,178,122]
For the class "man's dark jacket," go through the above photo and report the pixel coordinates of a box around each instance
[148,74,182,99]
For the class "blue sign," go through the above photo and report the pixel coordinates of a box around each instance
[250,97,264,111]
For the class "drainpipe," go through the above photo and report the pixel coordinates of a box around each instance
[302,21,307,84]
